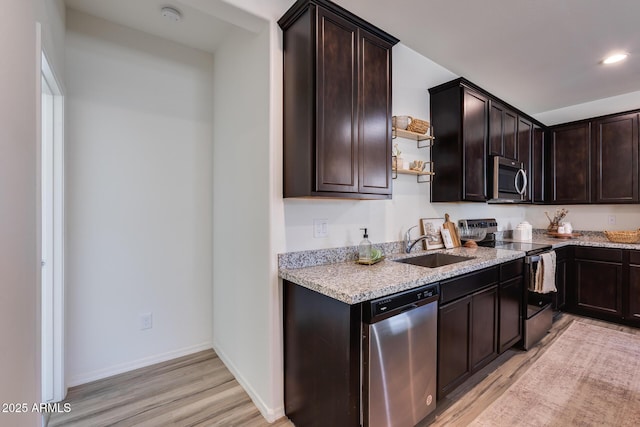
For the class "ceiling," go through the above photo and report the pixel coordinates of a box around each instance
[64,0,240,54]
[64,0,640,116]
[333,0,640,115]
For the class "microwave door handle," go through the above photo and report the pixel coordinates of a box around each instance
[515,168,527,197]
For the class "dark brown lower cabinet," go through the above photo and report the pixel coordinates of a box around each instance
[471,286,499,370]
[283,281,361,427]
[438,266,501,398]
[573,247,623,320]
[438,295,472,398]
[627,250,640,325]
[498,276,523,353]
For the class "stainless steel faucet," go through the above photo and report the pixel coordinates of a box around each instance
[404,225,430,253]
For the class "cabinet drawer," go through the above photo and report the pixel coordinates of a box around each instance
[500,259,523,281]
[574,247,622,263]
[630,250,640,265]
[441,266,499,305]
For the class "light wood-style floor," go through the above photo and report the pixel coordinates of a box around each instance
[423,313,640,426]
[48,350,293,427]
[50,314,639,427]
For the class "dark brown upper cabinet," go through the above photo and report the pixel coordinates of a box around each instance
[531,125,545,203]
[430,81,489,202]
[279,0,399,199]
[517,116,533,202]
[548,122,592,203]
[429,78,544,203]
[547,110,640,204]
[592,112,639,203]
[489,101,518,160]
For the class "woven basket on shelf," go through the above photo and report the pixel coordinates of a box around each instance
[604,230,640,243]
[407,117,430,134]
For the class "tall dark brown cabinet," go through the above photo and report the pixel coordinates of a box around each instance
[279,0,399,199]
[429,81,489,202]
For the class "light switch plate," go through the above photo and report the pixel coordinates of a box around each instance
[313,219,329,238]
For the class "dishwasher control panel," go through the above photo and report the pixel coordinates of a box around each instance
[364,283,439,322]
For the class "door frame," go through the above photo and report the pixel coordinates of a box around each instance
[40,45,66,403]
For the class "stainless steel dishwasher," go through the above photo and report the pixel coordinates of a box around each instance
[362,283,438,427]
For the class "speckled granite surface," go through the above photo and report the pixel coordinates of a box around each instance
[279,247,524,304]
[510,229,640,250]
[278,241,405,270]
[278,229,640,305]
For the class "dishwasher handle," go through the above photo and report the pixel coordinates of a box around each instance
[366,290,439,324]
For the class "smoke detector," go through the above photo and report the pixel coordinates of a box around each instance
[161,6,182,23]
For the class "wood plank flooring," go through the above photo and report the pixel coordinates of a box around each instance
[50,314,638,426]
[48,350,293,427]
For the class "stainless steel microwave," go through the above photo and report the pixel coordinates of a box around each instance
[491,156,527,202]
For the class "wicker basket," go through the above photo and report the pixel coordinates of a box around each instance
[407,117,430,134]
[604,230,640,243]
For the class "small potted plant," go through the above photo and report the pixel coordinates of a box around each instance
[392,144,403,170]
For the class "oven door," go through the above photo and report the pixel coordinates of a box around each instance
[491,156,527,201]
[524,254,554,349]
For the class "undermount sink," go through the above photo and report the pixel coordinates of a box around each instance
[394,253,474,268]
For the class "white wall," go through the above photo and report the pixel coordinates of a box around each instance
[0,0,65,425]
[211,21,280,420]
[0,2,40,426]
[64,9,214,386]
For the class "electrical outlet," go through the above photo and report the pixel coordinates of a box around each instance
[313,219,329,238]
[140,313,153,330]
[607,215,616,225]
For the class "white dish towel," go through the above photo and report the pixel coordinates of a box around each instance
[534,251,557,293]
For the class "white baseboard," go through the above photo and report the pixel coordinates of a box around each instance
[67,341,213,387]
[213,341,285,423]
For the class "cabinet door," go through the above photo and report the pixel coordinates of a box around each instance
[489,101,517,159]
[531,125,545,203]
[316,8,359,194]
[499,277,523,353]
[470,285,498,371]
[517,117,532,202]
[462,88,489,201]
[549,122,591,203]
[358,29,392,195]
[628,251,640,324]
[438,296,471,398]
[592,113,639,203]
[575,259,622,318]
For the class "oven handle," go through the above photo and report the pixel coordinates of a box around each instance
[525,255,540,264]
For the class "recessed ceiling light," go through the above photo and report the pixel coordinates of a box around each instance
[602,53,628,65]
[161,6,182,23]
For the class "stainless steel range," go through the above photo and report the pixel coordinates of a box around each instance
[459,218,555,350]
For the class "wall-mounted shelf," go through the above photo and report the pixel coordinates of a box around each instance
[392,127,435,148]
[392,156,435,183]
[393,168,435,183]
[392,124,435,182]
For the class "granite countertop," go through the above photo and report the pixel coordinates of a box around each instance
[279,246,524,305]
[505,230,640,250]
[278,231,640,305]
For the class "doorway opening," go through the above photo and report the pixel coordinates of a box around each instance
[41,50,65,403]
